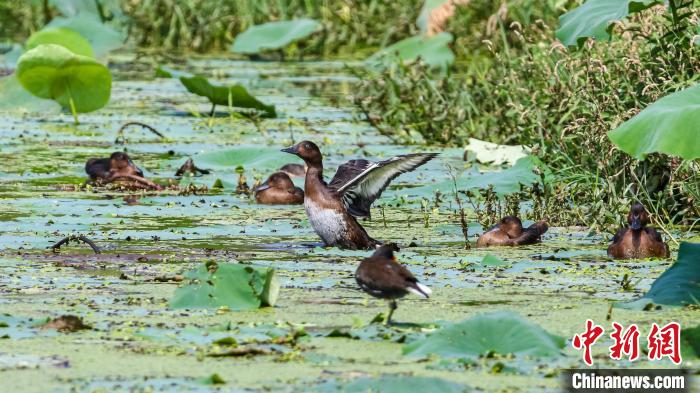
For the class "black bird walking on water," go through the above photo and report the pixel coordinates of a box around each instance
[355,244,432,325]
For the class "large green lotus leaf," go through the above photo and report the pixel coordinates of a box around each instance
[619,242,700,310]
[0,75,62,113]
[26,27,94,57]
[170,263,279,310]
[404,311,565,358]
[403,155,543,199]
[557,0,661,47]
[48,16,124,56]
[179,75,276,118]
[608,84,700,160]
[16,44,111,113]
[316,375,469,393]
[464,138,530,166]
[231,19,321,54]
[193,145,293,172]
[367,32,454,69]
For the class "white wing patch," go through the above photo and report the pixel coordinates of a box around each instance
[336,154,437,217]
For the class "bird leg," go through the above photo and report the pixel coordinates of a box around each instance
[384,300,398,326]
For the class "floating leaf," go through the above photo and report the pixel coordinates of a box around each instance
[556,0,661,47]
[155,65,190,79]
[619,242,700,310]
[464,138,530,166]
[169,262,279,310]
[26,28,94,57]
[47,16,124,57]
[231,19,321,54]
[404,311,564,358]
[16,44,111,121]
[481,254,509,267]
[367,33,454,69]
[179,75,276,117]
[405,156,543,199]
[608,84,700,160]
[193,146,293,172]
[315,375,470,393]
[0,75,62,113]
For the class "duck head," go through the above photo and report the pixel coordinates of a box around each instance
[369,243,401,261]
[499,216,524,238]
[255,172,295,193]
[109,152,132,170]
[281,141,322,166]
[628,203,650,230]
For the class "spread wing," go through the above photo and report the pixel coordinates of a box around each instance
[328,153,437,218]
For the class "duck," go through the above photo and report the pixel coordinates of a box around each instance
[282,141,437,249]
[355,244,431,325]
[254,171,304,205]
[607,203,670,259]
[476,216,548,247]
[85,152,162,190]
[278,163,306,178]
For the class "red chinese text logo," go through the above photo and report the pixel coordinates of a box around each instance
[572,321,682,366]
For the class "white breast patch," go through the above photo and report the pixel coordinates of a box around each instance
[304,199,347,245]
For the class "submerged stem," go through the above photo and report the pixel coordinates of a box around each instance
[68,94,79,125]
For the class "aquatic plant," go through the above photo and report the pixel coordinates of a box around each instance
[179,75,276,118]
[608,83,700,160]
[231,18,321,55]
[25,27,94,57]
[170,261,279,310]
[16,44,112,124]
[404,311,564,358]
[620,242,700,310]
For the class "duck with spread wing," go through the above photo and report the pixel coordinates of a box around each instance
[282,141,437,250]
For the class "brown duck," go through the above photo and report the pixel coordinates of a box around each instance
[85,152,161,190]
[254,172,304,205]
[476,216,548,247]
[607,203,670,259]
[355,244,431,325]
[282,141,437,250]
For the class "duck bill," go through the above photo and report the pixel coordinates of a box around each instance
[281,145,299,155]
[254,182,271,192]
[630,217,642,230]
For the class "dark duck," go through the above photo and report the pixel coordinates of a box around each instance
[608,203,670,259]
[476,216,548,247]
[355,244,431,325]
[282,141,437,249]
[85,152,161,190]
[254,171,304,205]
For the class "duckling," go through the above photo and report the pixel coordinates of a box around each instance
[254,172,304,205]
[355,244,431,325]
[85,152,161,190]
[607,203,670,259]
[476,216,548,247]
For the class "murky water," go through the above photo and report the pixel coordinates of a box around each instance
[1,55,698,392]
